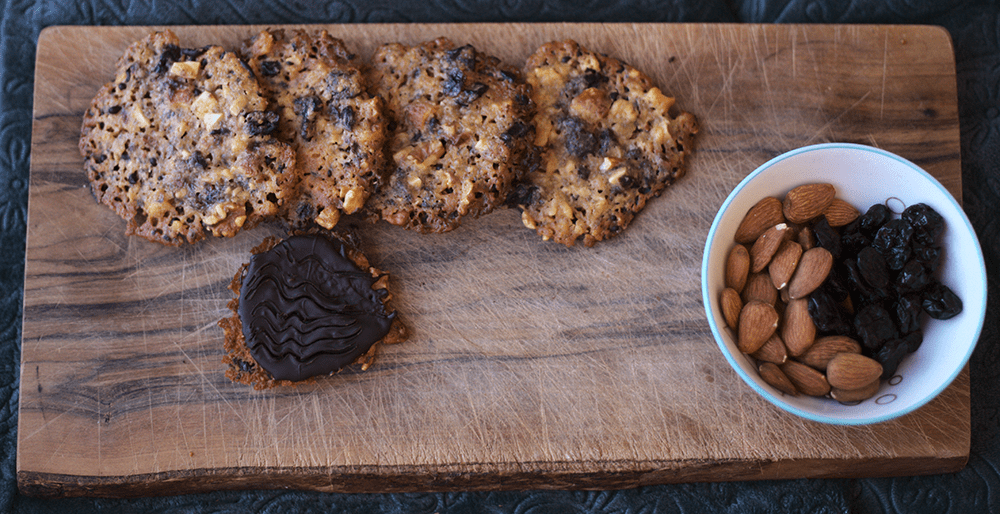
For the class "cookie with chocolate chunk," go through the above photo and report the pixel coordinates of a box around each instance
[79,30,297,245]
[241,29,388,230]
[220,231,407,390]
[367,37,534,233]
[510,40,698,247]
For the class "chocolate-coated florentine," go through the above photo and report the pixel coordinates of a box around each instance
[237,234,396,382]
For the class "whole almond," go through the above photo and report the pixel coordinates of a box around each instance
[720,287,743,330]
[725,244,750,293]
[751,333,788,364]
[826,353,883,391]
[831,379,881,403]
[769,239,803,290]
[780,360,831,397]
[750,223,789,272]
[737,301,779,354]
[798,335,862,370]
[787,247,833,299]
[782,298,816,356]
[759,362,798,396]
[742,272,778,306]
[783,183,836,224]
[824,198,860,227]
[735,197,785,244]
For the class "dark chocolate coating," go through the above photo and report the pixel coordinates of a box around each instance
[238,234,395,382]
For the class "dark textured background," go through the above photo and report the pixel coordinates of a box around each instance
[2,1,997,512]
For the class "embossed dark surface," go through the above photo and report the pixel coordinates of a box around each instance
[239,234,394,382]
[3,1,998,513]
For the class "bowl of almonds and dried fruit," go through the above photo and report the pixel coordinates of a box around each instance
[702,143,987,425]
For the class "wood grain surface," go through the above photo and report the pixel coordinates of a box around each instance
[19,23,967,497]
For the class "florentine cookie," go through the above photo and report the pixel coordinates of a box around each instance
[367,38,535,233]
[241,29,388,230]
[79,30,298,245]
[509,40,698,247]
[220,231,407,390]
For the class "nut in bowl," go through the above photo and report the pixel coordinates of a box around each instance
[702,143,987,425]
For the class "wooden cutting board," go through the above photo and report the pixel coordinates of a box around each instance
[19,23,966,497]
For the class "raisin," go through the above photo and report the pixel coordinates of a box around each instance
[856,246,890,290]
[874,338,908,379]
[154,44,181,74]
[245,111,279,136]
[902,203,945,246]
[445,44,477,69]
[913,245,942,272]
[922,281,963,320]
[872,219,913,269]
[457,82,489,106]
[854,303,899,352]
[442,68,465,97]
[260,60,281,77]
[893,294,922,334]
[559,117,598,158]
[859,203,890,237]
[331,105,355,131]
[896,259,932,295]
[841,219,871,255]
[294,95,321,140]
[811,216,842,260]
[807,287,853,335]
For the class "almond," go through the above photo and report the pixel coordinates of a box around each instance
[797,335,862,371]
[735,197,785,244]
[783,183,836,224]
[768,239,802,290]
[780,360,831,397]
[759,362,798,396]
[725,244,750,293]
[823,198,860,227]
[720,287,742,330]
[750,223,789,272]
[831,379,881,403]
[797,225,816,250]
[787,247,833,299]
[781,298,816,356]
[826,353,883,391]
[751,333,788,364]
[737,301,779,354]
[742,272,778,306]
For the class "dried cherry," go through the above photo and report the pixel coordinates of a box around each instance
[892,294,922,334]
[922,281,963,320]
[854,303,899,352]
[872,219,914,271]
[895,259,932,295]
[856,246,890,290]
[811,216,842,260]
[902,203,945,246]
[859,203,890,236]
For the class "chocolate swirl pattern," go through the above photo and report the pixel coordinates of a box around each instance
[238,234,395,381]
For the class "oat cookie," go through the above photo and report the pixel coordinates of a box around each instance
[79,30,297,245]
[509,40,698,247]
[219,231,407,390]
[367,37,534,233]
[241,29,388,230]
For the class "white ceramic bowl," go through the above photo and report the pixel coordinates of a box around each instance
[702,143,987,425]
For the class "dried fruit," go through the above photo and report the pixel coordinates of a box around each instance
[787,247,833,299]
[735,197,785,244]
[720,287,742,330]
[826,353,883,391]
[783,183,836,224]
[738,301,779,354]
[759,362,798,395]
[780,360,831,397]
[922,281,963,320]
[725,244,750,292]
